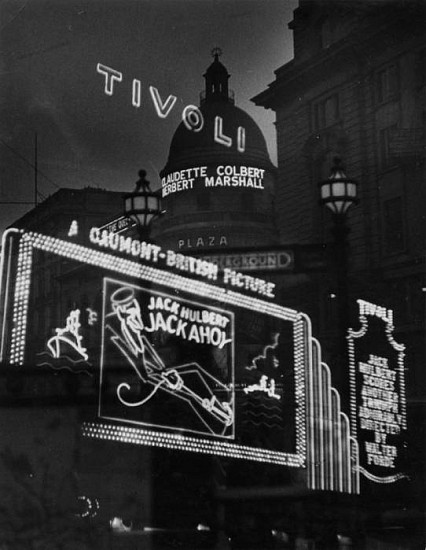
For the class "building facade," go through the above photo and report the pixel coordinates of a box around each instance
[1,7,424,546]
[253,1,425,547]
[153,52,277,252]
[9,187,125,348]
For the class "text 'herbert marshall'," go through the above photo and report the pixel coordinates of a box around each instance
[161,165,265,197]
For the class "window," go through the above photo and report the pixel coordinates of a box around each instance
[388,276,424,326]
[375,64,399,104]
[315,150,339,181]
[409,276,425,325]
[383,197,405,253]
[320,18,335,49]
[313,94,339,131]
[378,125,397,169]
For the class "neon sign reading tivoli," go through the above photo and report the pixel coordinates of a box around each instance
[96,63,246,152]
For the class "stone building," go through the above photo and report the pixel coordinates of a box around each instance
[253,1,425,547]
[153,51,277,252]
[8,187,124,346]
[1,6,424,543]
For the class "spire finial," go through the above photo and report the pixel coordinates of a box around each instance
[135,169,151,192]
[203,47,231,104]
[211,47,222,61]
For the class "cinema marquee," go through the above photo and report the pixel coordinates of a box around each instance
[0,228,409,495]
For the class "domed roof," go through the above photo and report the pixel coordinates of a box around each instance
[161,53,275,176]
[162,100,274,175]
[204,50,230,79]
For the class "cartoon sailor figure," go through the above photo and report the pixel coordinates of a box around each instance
[104,285,234,436]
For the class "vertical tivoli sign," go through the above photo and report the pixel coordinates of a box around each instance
[348,299,408,484]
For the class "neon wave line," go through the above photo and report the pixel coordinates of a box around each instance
[37,351,90,366]
[358,466,409,483]
[36,361,92,377]
[245,333,280,371]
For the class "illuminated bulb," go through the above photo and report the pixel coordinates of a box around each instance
[8,229,309,466]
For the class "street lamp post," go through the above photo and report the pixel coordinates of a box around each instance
[123,170,162,240]
[319,157,359,549]
[122,170,162,549]
[319,157,358,390]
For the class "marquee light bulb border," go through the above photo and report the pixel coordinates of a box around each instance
[0,229,308,468]
[347,299,408,484]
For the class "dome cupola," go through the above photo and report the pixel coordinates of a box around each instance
[153,52,277,252]
[162,49,274,174]
[203,47,231,103]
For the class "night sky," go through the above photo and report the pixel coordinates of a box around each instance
[0,0,297,236]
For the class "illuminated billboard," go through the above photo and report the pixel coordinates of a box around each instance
[348,299,408,484]
[1,227,368,493]
[0,228,305,468]
[100,278,235,439]
[161,165,266,197]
